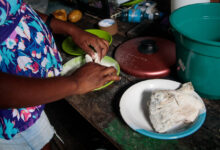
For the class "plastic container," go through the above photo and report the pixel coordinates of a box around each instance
[170,3,220,99]
[120,9,161,23]
[120,3,163,23]
[171,0,210,12]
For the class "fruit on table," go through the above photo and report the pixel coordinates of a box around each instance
[52,9,67,21]
[68,10,82,23]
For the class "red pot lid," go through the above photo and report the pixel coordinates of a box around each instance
[115,37,176,78]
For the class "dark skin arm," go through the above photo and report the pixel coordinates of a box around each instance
[0,11,120,109]
[0,63,119,108]
[37,11,109,60]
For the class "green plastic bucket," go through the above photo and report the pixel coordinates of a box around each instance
[170,3,220,99]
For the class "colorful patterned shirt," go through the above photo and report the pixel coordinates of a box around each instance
[0,0,62,139]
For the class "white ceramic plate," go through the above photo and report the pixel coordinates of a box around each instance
[119,79,206,139]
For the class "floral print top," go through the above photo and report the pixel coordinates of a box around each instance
[0,0,62,139]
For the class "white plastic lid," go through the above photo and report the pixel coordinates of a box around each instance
[98,19,115,27]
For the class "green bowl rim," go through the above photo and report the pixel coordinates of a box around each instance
[62,29,113,56]
[170,3,220,47]
[85,29,113,45]
[61,55,120,91]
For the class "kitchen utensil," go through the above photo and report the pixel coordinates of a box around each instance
[114,37,176,78]
[171,0,210,12]
[98,19,118,35]
[170,3,220,99]
[61,56,120,90]
[119,79,206,139]
[62,29,112,55]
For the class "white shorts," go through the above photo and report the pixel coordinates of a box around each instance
[0,111,55,150]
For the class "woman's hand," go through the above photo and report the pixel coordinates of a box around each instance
[38,13,109,60]
[69,63,120,94]
[70,28,109,61]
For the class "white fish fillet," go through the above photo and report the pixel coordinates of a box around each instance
[85,53,101,64]
[148,82,204,133]
[85,53,113,68]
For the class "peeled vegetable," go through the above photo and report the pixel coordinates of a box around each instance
[68,10,82,23]
[52,9,67,21]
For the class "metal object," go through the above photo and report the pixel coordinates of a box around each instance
[115,37,176,78]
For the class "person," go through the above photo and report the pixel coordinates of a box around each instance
[0,0,120,150]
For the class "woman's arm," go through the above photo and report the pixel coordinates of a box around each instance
[0,11,120,109]
[0,63,120,108]
[36,11,109,61]
[0,72,75,108]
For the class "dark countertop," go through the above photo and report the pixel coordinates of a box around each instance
[54,12,220,150]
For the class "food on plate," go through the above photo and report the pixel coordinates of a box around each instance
[52,9,67,21]
[68,9,82,23]
[85,53,100,64]
[148,82,204,133]
[85,53,115,68]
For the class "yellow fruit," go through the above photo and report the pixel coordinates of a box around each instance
[53,9,67,21]
[68,10,82,23]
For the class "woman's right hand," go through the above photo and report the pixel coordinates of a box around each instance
[69,62,120,94]
[0,62,120,107]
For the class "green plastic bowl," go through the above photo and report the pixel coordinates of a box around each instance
[61,56,120,90]
[86,29,112,45]
[62,29,112,55]
[170,3,220,99]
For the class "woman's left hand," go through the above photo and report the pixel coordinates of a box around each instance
[40,13,109,60]
[38,12,109,59]
[71,28,109,60]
